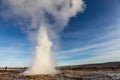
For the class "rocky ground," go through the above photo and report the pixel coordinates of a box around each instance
[0,62,120,80]
[0,70,120,80]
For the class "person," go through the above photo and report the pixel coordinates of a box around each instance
[4,66,7,72]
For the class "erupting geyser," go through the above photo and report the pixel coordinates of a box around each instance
[2,0,85,75]
[24,25,57,74]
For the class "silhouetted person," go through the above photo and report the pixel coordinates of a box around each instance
[23,67,27,72]
[4,66,7,72]
[24,67,27,70]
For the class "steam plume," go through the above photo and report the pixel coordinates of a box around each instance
[2,0,85,75]
[24,25,57,74]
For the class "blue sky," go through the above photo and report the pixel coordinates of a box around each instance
[0,0,120,67]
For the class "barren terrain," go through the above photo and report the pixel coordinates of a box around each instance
[0,62,120,80]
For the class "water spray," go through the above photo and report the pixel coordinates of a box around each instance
[2,0,85,75]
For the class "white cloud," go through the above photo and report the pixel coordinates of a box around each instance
[57,19,120,65]
[58,50,120,66]
[73,51,120,65]
[0,46,32,67]
[57,38,120,59]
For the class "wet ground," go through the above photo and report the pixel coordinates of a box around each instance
[0,70,120,80]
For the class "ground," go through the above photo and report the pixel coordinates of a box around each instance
[0,70,120,80]
[0,62,120,80]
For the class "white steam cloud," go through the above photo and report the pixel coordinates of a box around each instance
[2,0,85,75]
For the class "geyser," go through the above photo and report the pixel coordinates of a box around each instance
[2,0,85,75]
[24,25,57,74]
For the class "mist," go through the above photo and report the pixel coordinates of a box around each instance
[2,0,85,75]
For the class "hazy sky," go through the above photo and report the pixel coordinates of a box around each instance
[0,0,120,67]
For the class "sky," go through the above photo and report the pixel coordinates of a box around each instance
[0,0,120,67]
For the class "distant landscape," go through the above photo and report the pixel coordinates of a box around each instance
[0,61,120,80]
[58,61,120,71]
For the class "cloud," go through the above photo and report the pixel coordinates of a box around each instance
[0,47,22,55]
[57,38,120,58]
[59,50,120,66]
[0,45,33,67]
[57,19,120,65]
